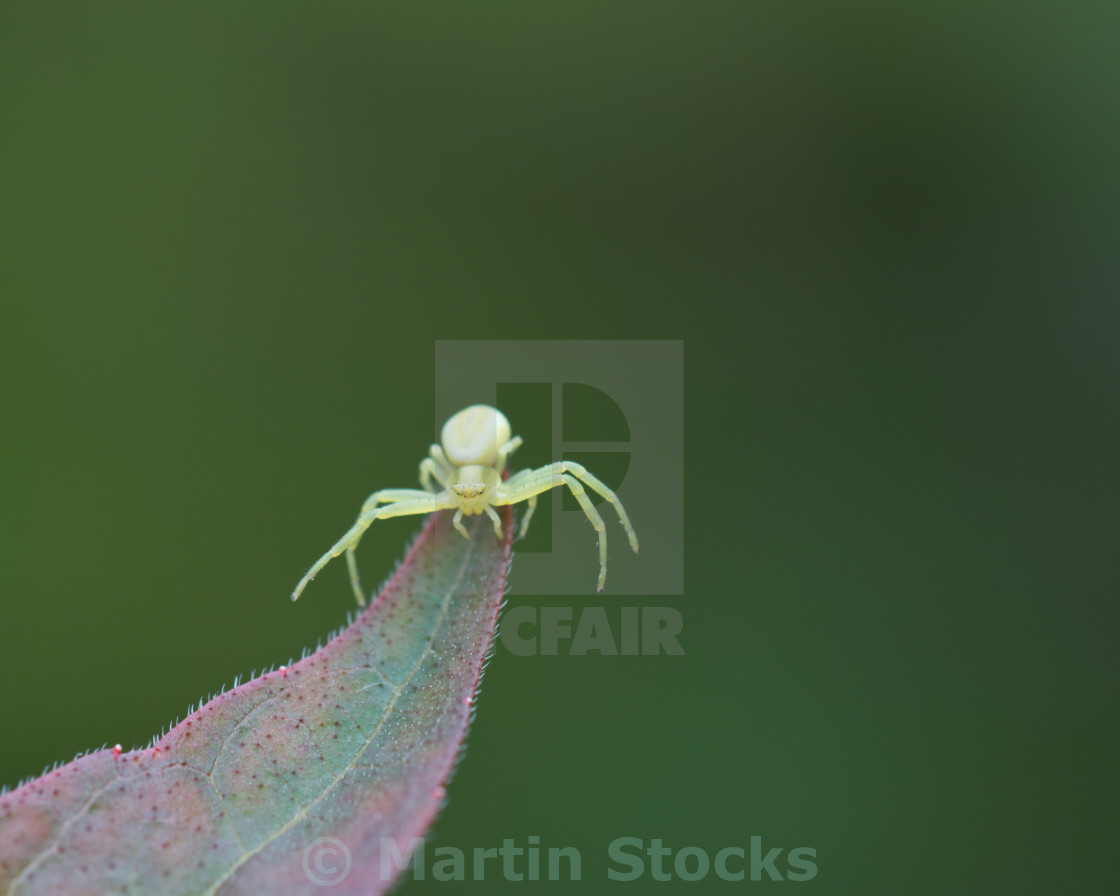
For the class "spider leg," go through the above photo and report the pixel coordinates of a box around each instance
[420,445,455,492]
[419,458,449,492]
[483,504,503,539]
[349,488,442,603]
[292,491,450,606]
[452,508,469,539]
[433,445,455,474]
[496,435,523,471]
[502,467,538,538]
[503,467,535,487]
[558,461,640,554]
[360,488,433,515]
[497,469,610,591]
[519,495,538,539]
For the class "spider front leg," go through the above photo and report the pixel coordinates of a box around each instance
[359,488,432,514]
[292,490,450,606]
[498,462,639,590]
[348,488,443,603]
[514,462,638,549]
[500,470,608,589]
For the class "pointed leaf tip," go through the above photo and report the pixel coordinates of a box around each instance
[0,509,513,896]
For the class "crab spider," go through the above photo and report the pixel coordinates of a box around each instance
[291,404,640,605]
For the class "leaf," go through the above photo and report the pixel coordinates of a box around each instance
[0,508,512,896]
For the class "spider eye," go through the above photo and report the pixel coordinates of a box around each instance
[453,483,487,499]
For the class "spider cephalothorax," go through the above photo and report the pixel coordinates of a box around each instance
[292,404,639,605]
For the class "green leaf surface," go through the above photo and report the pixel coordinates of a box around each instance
[0,509,512,896]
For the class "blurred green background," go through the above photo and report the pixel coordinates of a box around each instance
[2,2,1117,893]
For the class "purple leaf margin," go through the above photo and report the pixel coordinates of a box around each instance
[0,508,512,895]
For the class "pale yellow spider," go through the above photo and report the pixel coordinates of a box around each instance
[291,404,640,605]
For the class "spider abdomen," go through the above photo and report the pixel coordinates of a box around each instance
[441,405,512,467]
